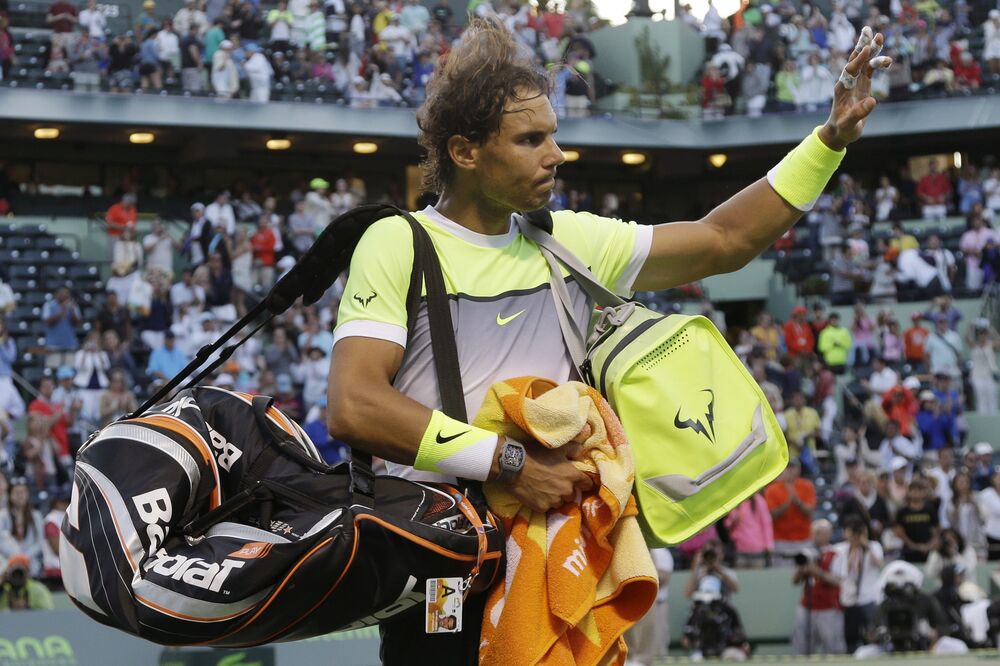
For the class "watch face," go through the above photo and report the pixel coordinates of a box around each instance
[503,444,525,470]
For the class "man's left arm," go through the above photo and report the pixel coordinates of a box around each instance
[635,29,891,292]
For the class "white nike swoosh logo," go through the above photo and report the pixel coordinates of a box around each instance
[496,309,526,326]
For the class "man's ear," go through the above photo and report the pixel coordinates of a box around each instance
[447,135,477,174]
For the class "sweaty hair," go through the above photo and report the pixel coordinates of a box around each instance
[416,16,551,194]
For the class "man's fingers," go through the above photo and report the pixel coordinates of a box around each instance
[844,44,870,78]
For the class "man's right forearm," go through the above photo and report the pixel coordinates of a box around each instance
[327,377,432,464]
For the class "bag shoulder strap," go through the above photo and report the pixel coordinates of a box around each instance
[339,207,471,501]
[517,209,628,377]
[518,210,625,309]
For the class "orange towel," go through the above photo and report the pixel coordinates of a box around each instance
[473,377,658,666]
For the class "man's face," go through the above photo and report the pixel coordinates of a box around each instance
[464,90,565,213]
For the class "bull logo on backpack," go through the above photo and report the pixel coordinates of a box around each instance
[673,389,716,445]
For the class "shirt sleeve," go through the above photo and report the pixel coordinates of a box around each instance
[333,217,414,349]
[551,211,653,298]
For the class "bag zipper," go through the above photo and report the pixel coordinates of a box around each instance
[597,316,661,396]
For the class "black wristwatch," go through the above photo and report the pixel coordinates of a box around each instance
[496,439,526,484]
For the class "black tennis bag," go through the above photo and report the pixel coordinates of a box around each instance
[59,204,508,647]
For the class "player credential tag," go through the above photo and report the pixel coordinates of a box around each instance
[425,577,463,634]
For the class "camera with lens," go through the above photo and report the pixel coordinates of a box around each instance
[793,548,818,567]
[7,567,26,590]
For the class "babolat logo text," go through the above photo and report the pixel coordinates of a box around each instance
[132,488,246,593]
[207,425,243,472]
[143,552,246,593]
[132,487,173,554]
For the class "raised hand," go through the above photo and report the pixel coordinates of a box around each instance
[819,26,893,151]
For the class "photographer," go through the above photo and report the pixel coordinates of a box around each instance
[831,515,884,653]
[684,539,740,601]
[868,561,949,654]
[682,540,749,660]
[0,554,53,610]
[791,520,845,655]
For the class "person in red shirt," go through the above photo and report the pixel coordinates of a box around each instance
[953,52,982,91]
[765,460,817,557]
[27,376,70,462]
[105,192,138,238]
[791,519,844,655]
[916,159,952,220]
[881,384,918,438]
[701,64,728,120]
[46,0,78,50]
[784,305,816,357]
[904,312,929,367]
[250,215,280,288]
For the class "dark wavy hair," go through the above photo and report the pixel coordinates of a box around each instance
[415,16,552,194]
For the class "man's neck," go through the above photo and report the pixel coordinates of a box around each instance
[434,190,514,236]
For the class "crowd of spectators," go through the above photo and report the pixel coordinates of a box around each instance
[2,162,1000,660]
[768,154,1000,305]
[3,0,1000,117]
[691,0,1000,119]
[0,0,603,110]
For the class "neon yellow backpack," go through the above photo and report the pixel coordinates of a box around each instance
[517,215,788,546]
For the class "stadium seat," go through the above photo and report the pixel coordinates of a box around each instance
[8,265,36,279]
[21,292,49,306]
[20,366,50,386]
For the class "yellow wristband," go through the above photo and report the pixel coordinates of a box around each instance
[766,126,847,212]
[414,410,498,481]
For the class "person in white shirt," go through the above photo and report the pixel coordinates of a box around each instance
[624,548,673,666]
[304,178,334,232]
[959,214,998,290]
[78,0,107,39]
[893,247,942,295]
[155,19,182,74]
[244,45,274,102]
[984,166,1000,214]
[323,0,347,43]
[174,0,209,38]
[211,39,240,98]
[329,178,356,217]
[874,176,898,221]
[142,217,178,278]
[925,316,964,381]
[830,515,883,654]
[170,269,205,318]
[379,14,415,75]
[866,356,899,396]
[797,52,836,112]
[880,428,917,474]
[205,190,236,236]
[923,234,955,292]
[399,0,429,36]
[978,466,1000,560]
[927,447,956,525]
[829,8,857,53]
[985,10,1000,79]
[701,0,725,41]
